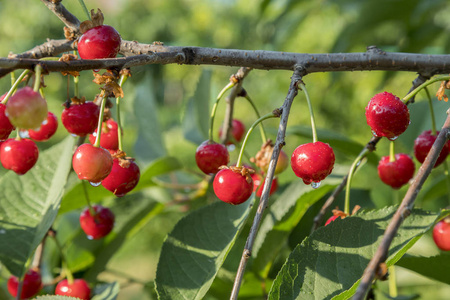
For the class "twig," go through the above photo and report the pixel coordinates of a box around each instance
[39,0,81,35]
[230,67,304,300]
[353,109,450,299]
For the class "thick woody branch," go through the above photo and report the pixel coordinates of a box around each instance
[353,111,450,299]
[40,0,81,35]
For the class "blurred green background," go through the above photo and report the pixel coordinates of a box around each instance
[0,0,450,299]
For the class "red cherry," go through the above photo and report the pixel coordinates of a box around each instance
[195,140,229,174]
[28,111,58,141]
[0,100,15,140]
[325,215,340,226]
[251,173,278,197]
[291,141,335,185]
[365,92,410,140]
[101,157,140,197]
[218,119,246,144]
[80,205,115,239]
[89,119,120,150]
[0,138,39,175]
[78,25,121,59]
[213,168,253,205]
[433,218,450,251]
[414,130,449,168]
[377,154,415,189]
[72,144,113,183]
[61,101,100,136]
[7,269,42,299]
[6,87,48,130]
[55,279,91,300]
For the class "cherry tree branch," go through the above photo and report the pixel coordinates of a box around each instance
[353,110,450,299]
[40,0,81,35]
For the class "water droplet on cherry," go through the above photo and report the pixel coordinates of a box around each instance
[311,181,321,189]
[388,135,399,141]
[89,181,101,187]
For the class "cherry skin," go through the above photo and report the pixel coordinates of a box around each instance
[0,100,15,140]
[55,279,91,300]
[414,130,449,168]
[291,141,335,185]
[78,25,121,59]
[432,218,450,251]
[325,215,340,226]
[72,144,113,183]
[377,154,415,189]
[80,205,115,239]
[0,138,39,175]
[89,119,120,150]
[195,140,229,174]
[365,91,410,140]
[61,101,100,136]
[7,269,42,299]
[213,168,253,205]
[6,86,48,130]
[251,173,278,197]
[101,157,140,197]
[218,119,246,144]
[28,111,58,142]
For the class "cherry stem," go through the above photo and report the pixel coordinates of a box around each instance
[116,74,128,152]
[298,82,318,143]
[51,233,74,284]
[81,180,95,216]
[424,87,437,135]
[78,0,91,20]
[10,71,15,87]
[33,65,42,92]
[209,82,235,141]
[244,93,267,143]
[344,148,369,215]
[93,95,107,148]
[16,129,21,141]
[402,75,450,104]
[388,266,398,298]
[1,69,29,105]
[389,141,396,163]
[236,112,278,168]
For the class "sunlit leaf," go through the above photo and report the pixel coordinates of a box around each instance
[397,253,450,285]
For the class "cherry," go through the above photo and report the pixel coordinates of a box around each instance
[6,86,48,130]
[80,204,115,239]
[365,91,410,140]
[78,25,121,60]
[61,101,100,136]
[0,138,39,175]
[254,142,289,175]
[213,167,253,205]
[72,144,113,183]
[89,119,120,150]
[218,119,246,144]
[414,130,449,168]
[55,279,91,300]
[291,141,335,185]
[377,154,415,189]
[0,101,15,140]
[101,157,140,197]
[432,218,450,251]
[325,215,341,226]
[28,111,58,142]
[251,173,278,197]
[195,140,229,174]
[7,269,42,299]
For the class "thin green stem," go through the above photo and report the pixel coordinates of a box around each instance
[344,149,369,214]
[10,72,15,88]
[424,87,437,135]
[402,75,450,104]
[388,266,398,298]
[51,234,74,284]
[1,69,29,105]
[93,95,107,148]
[389,141,396,163]
[236,113,278,167]
[16,130,21,141]
[209,82,235,141]
[73,51,80,98]
[116,74,128,151]
[33,65,42,92]
[78,0,91,20]
[81,180,95,215]
[244,94,267,143]
[298,82,318,143]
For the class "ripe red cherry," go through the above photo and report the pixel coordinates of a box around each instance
[291,141,335,185]
[7,269,42,299]
[6,86,48,130]
[251,173,278,197]
[61,101,100,136]
[89,119,120,150]
[101,157,140,197]
[365,92,410,140]
[0,101,15,140]
[325,215,340,226]
[28,111,58,141]
[414,130,449,168]
[432,218,450,251]
[80,205,115,239]
[195,140,229,174]
[0,138,39,175]
[218,119,246,144]
[78,25,121,59]
[55,279,91,299]
[213,167,253,205]
[377,154,415,189]
[72,144,113,183]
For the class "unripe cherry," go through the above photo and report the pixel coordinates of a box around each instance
[6,87,48,130]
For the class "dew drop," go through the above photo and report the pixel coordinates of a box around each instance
[227,144,236,152]
[89,181,101,187]
[93,69,100,73]
[42,119,48,126]
[0,229,5,234]
[70,133,78,137]
[311,181,321,189]
[19,130,29,139]
[371,130,378,138]
[388,135,399,141]
[86,235,94,240]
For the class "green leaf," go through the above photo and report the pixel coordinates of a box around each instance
[91,282,120,300]
[396,253,450,285]
[155,197,254,300]
[268,207,438,300]
[182,70,211,144]
[253,183,337,276]
[0,136,75,277]
[136,156,183,190]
